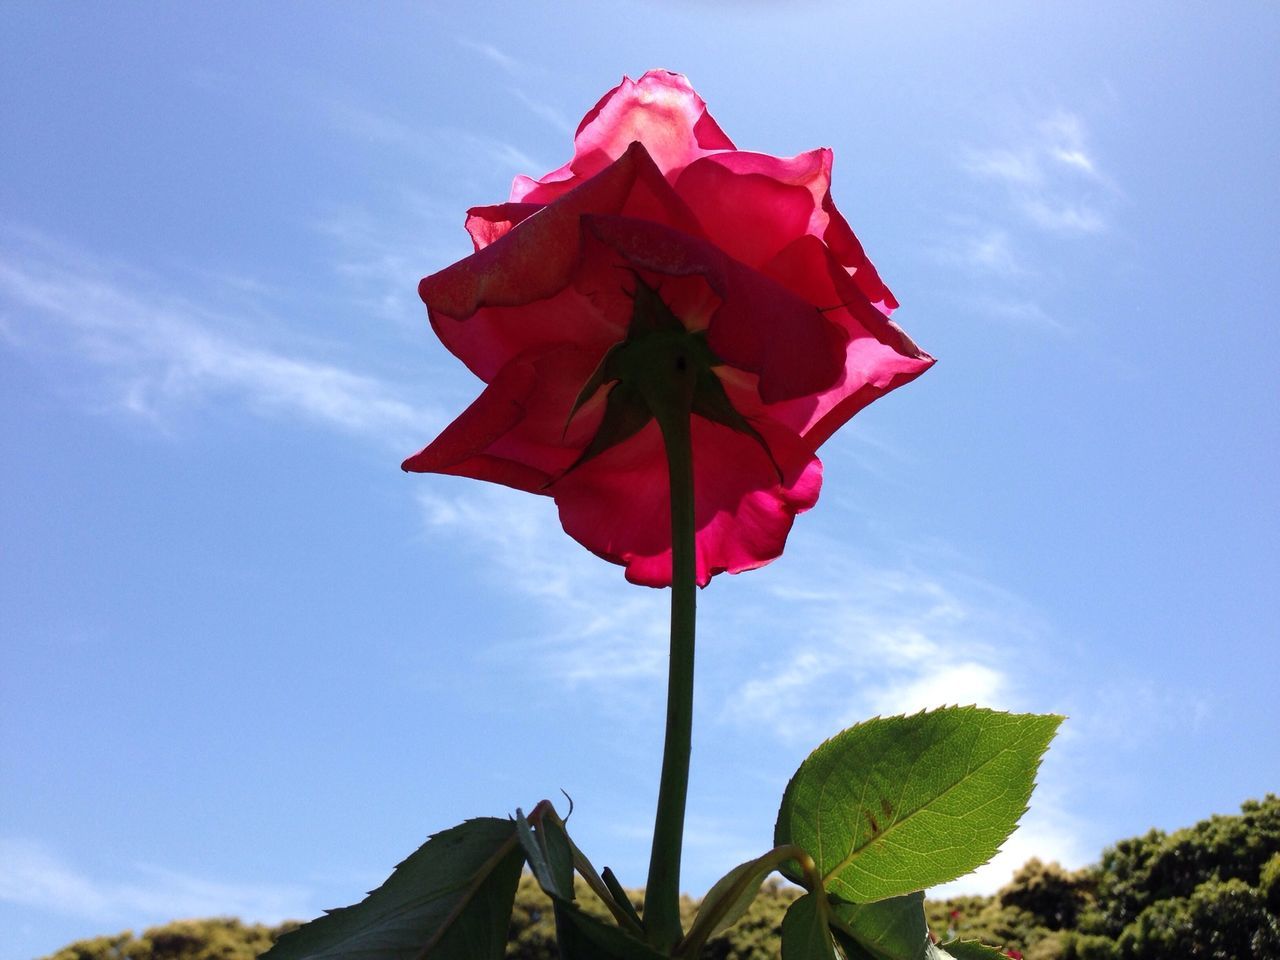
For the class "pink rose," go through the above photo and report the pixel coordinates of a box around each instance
[404,70,933,586]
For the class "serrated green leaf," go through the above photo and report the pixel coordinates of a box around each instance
[781,893,837,960]
[935,939,1014,959]
[262,818,523,960]
[829,891,928,960]
[774,707,1062,902]
[554,901,667,960]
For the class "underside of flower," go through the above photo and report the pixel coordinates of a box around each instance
[404,70,934,586]
[560,273,781,482]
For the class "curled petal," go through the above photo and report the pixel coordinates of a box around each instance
[464,202,541,251]
[423,142,704,382]
[551,417,823,587]
[510,69,735,203]
[581,214,848,404]
[678,148,896,311]
[401,346,607,491]
[823,197,898,313]
[761,235,934,445]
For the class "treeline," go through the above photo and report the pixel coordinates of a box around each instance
[41,795,1280,960]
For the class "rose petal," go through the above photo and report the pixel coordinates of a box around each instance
[464,202,542,251]
[423,142,705,382]
[401,346,606,490]
[761,234,934,445]
[823,197,898,313]
[551,416,822,587]
[581,214,848,404]
[678,148,897,311]
[510,70,735,203]
[674,155,819,270]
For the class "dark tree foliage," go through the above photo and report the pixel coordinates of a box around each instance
[998,858,1094,930]
[1086,793,1280,937]
[1113,878,1280,960]
[39,919,291,960]
[38,796,1280,960]
[928,795,1280,960]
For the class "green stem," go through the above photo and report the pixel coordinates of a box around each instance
[645,399,697,952]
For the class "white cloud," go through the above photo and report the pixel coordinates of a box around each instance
[416,486,668,684]
[509,87,576,136]
[455,38,523,78]
[934,226,1025,276]
[716,540,1039,745]
[971,295,1069,334]
[930,796,1091,897]
[0,231,442,448]
[0,838,311,924]
[963,110,1113,236]
[327,100,542,176]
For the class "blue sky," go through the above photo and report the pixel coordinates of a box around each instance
[2,3,1277,957]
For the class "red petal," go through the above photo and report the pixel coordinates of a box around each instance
[464,202,542,251]
[674,167,812,269]
[422,143,704,383]
[678,148,897,311]
[675,150,831,269]
[581,214,848,404]
[510,70,734,203]
[551,417,822,587]
[822,197,898,313]
[401,346,606,491]
[761,235,934,446]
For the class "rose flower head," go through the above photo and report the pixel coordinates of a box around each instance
[404,70,933,587]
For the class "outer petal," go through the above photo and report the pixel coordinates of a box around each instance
[674,150,832,269]
[401,345,606,490]
[551,416,823,588]
[581,214,849,404]
[760,235,934,446]
[676,148,897,313]
[464,202,541,251]
[422,142,705,382]
[509,70,735,203]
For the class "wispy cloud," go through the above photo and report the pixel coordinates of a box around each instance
[933,226,1025,276]
[968,295,1071,334]
[934,109,1117,335]
[508,87,576,136]
[417,486,668,684]
[715,536,1042,744]
[327,100,543,176]
[963,110,1113,236]
[0,838,311,924]
[0,229,442,448]
[455,38,523,78]
[931,784,1092,897]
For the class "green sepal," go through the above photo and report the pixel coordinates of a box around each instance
[557,271,780,481]
[261,817,524,960]
[515,806,574,902]
[602,866,645,930]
